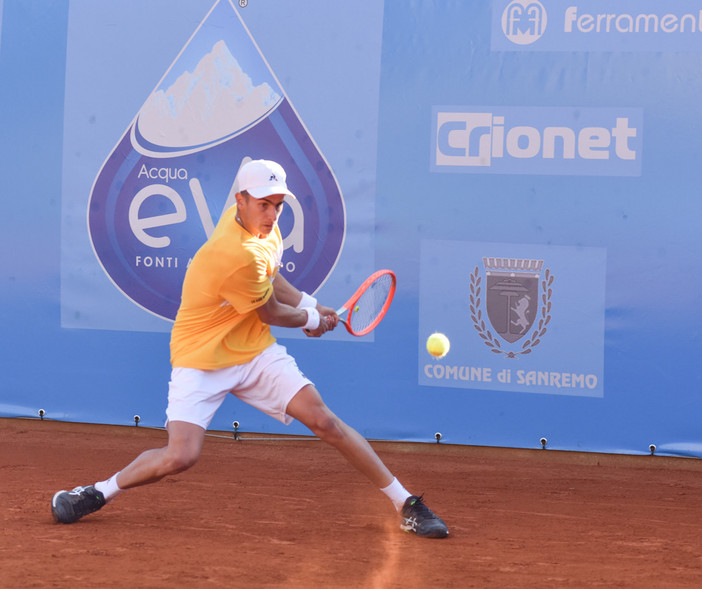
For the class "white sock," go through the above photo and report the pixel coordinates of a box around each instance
[380,477,412,512]
[95,472,123,502]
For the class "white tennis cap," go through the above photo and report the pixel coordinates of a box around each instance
[236,159,296,200]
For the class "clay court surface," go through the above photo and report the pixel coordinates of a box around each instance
[2,418,702,588]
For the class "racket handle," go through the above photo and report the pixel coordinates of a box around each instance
[303,314,336,335]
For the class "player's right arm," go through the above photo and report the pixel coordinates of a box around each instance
[255,288,332,337]
[271,273,339,326]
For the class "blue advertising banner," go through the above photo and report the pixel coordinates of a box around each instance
[1,0,701,457]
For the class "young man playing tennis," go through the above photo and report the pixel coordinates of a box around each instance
[51,159,448,538]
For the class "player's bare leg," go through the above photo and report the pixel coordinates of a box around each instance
[51,420,205,524]
[286,384,449,538]
[286,384,394,488]
[115,420,206,489]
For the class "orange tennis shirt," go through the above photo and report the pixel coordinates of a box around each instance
[170,205,282,369]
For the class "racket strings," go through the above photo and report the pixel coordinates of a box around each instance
[348,273,393,332]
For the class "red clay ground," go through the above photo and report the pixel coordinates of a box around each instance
[2,417,702,588]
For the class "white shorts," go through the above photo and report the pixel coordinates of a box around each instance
[166,343,313,430]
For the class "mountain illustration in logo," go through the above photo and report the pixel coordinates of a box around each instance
[137,40,281,150]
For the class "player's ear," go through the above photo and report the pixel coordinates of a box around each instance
[235,191,248,207]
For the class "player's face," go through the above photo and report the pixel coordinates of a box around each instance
[236,193,285,238]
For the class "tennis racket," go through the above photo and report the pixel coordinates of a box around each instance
[336,269,396,336]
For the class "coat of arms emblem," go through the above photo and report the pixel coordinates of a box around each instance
[470,257,554,358]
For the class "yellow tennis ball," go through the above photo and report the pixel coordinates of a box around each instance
[426,332,450,358]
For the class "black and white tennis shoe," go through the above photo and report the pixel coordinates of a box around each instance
[51,485,106,524]
[400,494,449,538]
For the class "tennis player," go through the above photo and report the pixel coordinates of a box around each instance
[51,159,448,538]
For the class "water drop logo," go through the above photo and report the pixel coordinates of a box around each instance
[88,0,345,321]
[501,0,547,45]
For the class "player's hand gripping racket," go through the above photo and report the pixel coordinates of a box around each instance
[337,269,396,336]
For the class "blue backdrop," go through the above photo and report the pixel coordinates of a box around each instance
[1,0,700,457]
